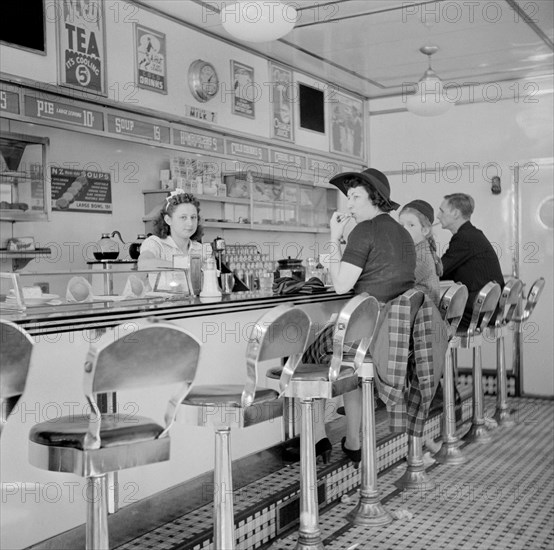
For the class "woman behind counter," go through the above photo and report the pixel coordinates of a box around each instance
[138,190,204,290]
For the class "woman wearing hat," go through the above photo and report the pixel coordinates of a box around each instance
[297,168,416,463]
[325,168,415,299]
[399,199,443,307]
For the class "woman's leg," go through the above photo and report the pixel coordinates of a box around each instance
[343,387,362,450]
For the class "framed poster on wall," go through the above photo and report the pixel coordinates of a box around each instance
[231,60,255,118]
[135,24,167,94]
[51,167,112,213]
[269,62,294,142]
[330,91,365,159]
[56,0,106,95]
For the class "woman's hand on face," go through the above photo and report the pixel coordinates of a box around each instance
[330,212,350,241]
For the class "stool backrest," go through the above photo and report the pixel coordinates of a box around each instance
[243,304,311,406]
[439,283,468,334]
[498,278,524,326]
[467,281,502,336]
[84,317,201,448]
[514,277,546,323]
[328,293,381,381]
[0,320,34,435]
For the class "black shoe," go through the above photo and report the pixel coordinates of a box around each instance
[282,437,332,464]
[341,437,361,468]
[316,437,332,464]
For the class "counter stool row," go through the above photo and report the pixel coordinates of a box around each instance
[0,276,544,550]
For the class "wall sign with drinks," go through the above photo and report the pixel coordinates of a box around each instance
[135,24,167,94]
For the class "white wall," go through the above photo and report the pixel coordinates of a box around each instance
[369,77,554,396]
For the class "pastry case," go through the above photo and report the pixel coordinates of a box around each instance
[0,132,50,222]
[0,267,194,313]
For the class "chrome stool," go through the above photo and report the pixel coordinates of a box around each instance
[512,277,546,395]
[456,282,502,445]
[275,294,380,548]
[28,318,201,550]
[180,304,311,550]
[342,296,394,526]
[488,278,524,427]
[434,283,469,465]
[1,320,34,437]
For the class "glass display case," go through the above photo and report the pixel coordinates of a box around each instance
[0,132,50,222]
[0,267,194,312]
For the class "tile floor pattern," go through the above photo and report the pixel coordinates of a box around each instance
[114,397,553,550]
[270,397,554,550]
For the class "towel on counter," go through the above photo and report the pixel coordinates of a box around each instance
[272,276,327,295]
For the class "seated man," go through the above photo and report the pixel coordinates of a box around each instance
[437,193,505,329]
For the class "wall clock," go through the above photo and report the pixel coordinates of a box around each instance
[188,59,219,102]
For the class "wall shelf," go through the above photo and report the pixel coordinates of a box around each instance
[0,248,52,270]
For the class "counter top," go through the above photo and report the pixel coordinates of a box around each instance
[1,290,346,335]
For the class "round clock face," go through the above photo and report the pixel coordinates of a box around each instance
[189,60,219,102]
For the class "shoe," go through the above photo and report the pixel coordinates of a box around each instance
[316,437,332,464]
[341,437,361,467]
[282,437,332,464]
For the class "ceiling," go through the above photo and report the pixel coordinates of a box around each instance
[136,0,553,99]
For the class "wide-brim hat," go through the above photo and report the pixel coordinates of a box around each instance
[329,168,400,210]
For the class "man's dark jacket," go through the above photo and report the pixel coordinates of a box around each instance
[440,221,505,329]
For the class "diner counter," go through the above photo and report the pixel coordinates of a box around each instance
[1,288,347,335]
[1,289,350,549]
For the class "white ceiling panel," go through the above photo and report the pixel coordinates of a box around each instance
[135,0,554,98]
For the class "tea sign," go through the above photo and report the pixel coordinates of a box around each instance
[57,0,106,95]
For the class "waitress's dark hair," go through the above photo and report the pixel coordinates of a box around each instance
[343,177,393,213]
[153,192,204,241]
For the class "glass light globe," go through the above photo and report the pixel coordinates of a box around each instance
[221,1,297,43]
[406,70,454,116]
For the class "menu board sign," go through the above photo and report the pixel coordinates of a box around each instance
[270,150,307,169]
[184,104,217,124]
[0,90,20,114]
[107,114,170,143]
[173,129,224,153]
[226,139,269,162]
[51,167,112,213]
[24,95,104,130]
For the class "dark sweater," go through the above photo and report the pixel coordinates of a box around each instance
[342,214,415,303]
[440,221,505,328]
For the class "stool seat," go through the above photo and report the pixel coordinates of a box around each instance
[290,363,356,381]
[184,385,278,406]
[26,319,202,550]
[29,414,164,450]
[181,385,281,429]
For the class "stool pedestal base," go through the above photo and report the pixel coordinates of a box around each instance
[395,465,436,492]
[463,422,491,444]
[395,436,435,491]
[434,440,466,465]
[347,491,393,526]
[295,532,324,550]
[493,407,515,428]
